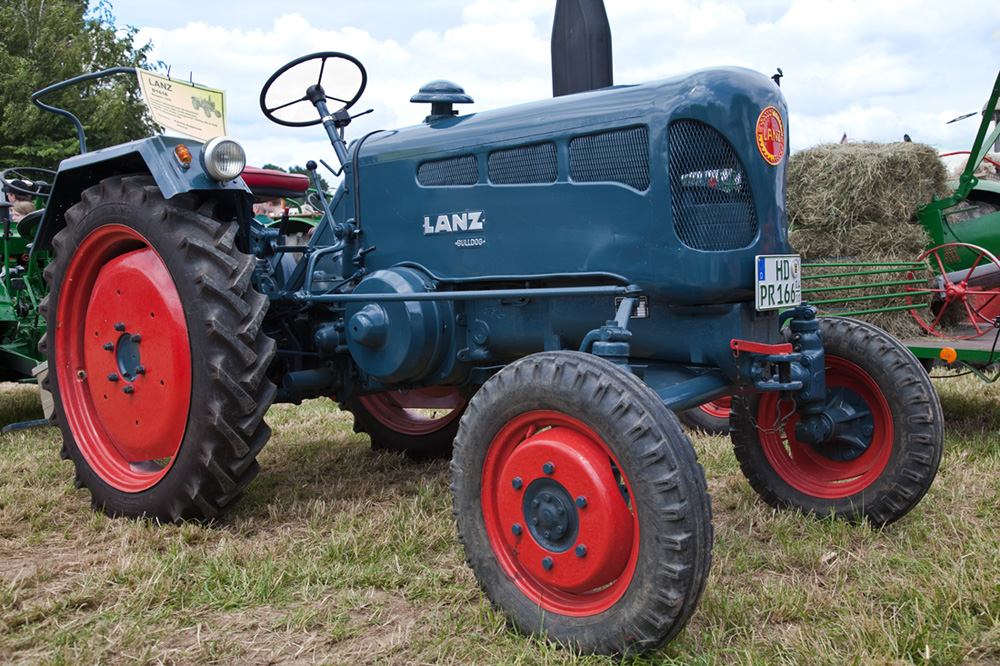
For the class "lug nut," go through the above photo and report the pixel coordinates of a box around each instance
[131,334,141,343]
[512,477,522,490]
[511,524,522,536]
[532,499,540,509]
[102,343,114,351]
[542,557,553,570]
[134,365,145,375]
[575,544,587,558]
[122,385,134,395]
[107,373,119,382]
[114,322,126,332]
[543,462,554,475]
[576,496,587,508]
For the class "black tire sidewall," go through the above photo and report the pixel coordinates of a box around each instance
[731,317,943,524]
[452,351,712,655]
[45,176,273,521]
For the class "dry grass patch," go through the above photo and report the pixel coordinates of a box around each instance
[1,377,999,665]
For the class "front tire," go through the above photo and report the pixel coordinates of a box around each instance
[730,317,943,525]
[451,351,713,656]
[41,175,277,522]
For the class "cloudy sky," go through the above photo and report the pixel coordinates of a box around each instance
[93,0,1000,172]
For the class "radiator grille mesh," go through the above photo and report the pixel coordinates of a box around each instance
[669,120,757,251]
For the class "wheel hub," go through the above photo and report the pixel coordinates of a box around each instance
[115,333,142,381]
[522,479,578,552]
[811,386,875,462]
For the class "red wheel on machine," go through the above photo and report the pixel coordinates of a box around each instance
[42,175,276,522]
[678,396,731,434]
[55,227,192,492]
[907,242,1000,339]
[755,356,890,498]
[481,410,638,615]
[451,351,713,656]
[730,317,943,525]
[344,387,465,459]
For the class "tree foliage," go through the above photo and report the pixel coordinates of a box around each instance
[0,0,158,169]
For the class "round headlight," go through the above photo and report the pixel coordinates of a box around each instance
[201,136,246,182]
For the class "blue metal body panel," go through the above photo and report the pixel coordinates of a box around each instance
[351,67,789,303]
[35,135,250,251]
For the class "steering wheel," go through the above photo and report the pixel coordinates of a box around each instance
[260,52,367,128]
[1,167,55,200]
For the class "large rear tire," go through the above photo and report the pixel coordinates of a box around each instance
[451,351,713,656]
[40,175,277,522]
[730,317,943,525]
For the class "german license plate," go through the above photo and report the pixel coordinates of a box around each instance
[755,255,801,311]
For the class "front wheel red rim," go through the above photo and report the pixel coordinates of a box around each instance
[756,356,892,498]
[55,225,192,492]
[481,411,639,616]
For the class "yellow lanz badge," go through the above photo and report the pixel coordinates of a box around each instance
[755,106,785,166]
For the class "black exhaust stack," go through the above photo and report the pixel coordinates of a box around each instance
[551,0,612,97]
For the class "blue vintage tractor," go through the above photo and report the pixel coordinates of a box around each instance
[28,21,943,659]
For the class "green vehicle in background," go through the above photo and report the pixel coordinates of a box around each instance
[0,169,51,421]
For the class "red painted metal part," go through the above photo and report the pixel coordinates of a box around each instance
[481,411,638,616]
[755,356,892,498]
[55,225,192,492]
[907,242,1000,339]
[241,166,310,197]
[700,396,731,419]
[358,387,465,435]
[731,339,793,355]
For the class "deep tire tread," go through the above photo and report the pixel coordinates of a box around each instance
[730,317,943,525]
[450,351,713,657]
[42,174,276,523]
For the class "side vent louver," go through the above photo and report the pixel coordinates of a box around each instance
[570,126,649,190]
[417,155,478,186]
[488,142,558,184]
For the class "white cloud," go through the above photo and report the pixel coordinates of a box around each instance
[105,0,1000,166]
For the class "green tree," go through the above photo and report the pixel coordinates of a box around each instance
[0,0,158,169]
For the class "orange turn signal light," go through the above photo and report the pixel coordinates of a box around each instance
[939,347,958,364]
[174,144,192,168]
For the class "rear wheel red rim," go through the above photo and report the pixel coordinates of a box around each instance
[55,225,192,492]
[358,387,465,436]
[700,396,731,419]
[481,411,639,616]
[756,357,892,498]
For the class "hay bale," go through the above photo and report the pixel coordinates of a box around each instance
[787,142,951,337]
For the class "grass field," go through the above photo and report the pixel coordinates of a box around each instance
[1,374,998,665]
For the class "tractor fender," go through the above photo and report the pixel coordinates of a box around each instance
[34,135,251,251]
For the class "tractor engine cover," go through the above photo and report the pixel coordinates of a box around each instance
[345,267,453,384]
